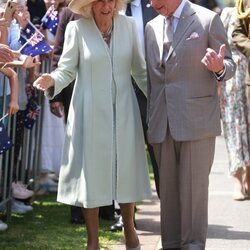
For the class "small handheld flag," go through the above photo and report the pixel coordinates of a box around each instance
[0,122,13,155]
[41,5,59,35]
[18,21,52,56]
[24,100,41,130]
[19,31,52,56]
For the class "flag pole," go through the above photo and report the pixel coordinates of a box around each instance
[0,113,9,123]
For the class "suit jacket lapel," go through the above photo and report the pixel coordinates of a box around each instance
[166,2,195,61]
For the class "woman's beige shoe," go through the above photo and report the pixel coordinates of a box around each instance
[233,171,246,201]
[233,191,246,201]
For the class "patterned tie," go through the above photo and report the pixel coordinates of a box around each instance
[164,16,173,45]
[126,2,132,16]
[162,16,174,66]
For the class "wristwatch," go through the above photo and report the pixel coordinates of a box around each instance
[215,65,226,82]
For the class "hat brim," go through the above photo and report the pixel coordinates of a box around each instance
[69,0,96,14]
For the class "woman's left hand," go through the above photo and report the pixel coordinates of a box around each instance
[33,73,55,92]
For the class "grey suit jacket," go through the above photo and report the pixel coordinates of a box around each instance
[145,1,236,143]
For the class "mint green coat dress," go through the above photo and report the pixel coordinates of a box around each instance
[46,15,151,208]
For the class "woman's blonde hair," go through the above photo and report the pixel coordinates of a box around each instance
[236,0,250,19]
[80,0,124,18]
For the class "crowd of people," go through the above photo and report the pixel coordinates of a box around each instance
[0,0,68,232]
[0,0,250,249]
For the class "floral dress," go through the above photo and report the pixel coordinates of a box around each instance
[220,7,250,175]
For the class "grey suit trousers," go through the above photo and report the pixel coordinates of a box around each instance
[152,130,215,250]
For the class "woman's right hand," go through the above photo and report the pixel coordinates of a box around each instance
[33,73,55,92]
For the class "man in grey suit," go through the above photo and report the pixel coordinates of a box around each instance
[145,0,236,249]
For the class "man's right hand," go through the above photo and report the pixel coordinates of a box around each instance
[50,102,64,118]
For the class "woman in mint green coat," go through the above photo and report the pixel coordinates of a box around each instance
[33,0,151,248]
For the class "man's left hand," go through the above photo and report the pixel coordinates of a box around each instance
[201,44,225,73]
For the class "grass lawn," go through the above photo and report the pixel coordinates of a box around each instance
[0,193,122,250]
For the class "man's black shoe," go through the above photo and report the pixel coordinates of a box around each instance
[110,215,137,232]
[110,216,123,232]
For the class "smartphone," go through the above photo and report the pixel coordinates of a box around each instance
[3,0,17,25]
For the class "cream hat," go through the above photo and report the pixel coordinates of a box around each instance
[68,0,96,14]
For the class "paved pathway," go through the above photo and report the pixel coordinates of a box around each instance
[111,135,250,250]
[206,135,250,250]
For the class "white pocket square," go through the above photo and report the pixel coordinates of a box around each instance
[186,32,199,40]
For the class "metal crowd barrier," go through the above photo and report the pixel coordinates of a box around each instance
[0,75,15,221]
[0,58,51,221]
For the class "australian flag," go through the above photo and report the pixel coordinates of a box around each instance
[19,31,52,57]
[0,122,13,155]
[24,100,41,130]
[18,21,52,56]
[19,21,38,41]
[41,5,58,36]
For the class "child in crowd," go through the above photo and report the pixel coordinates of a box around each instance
[0,66,19,116]
[0,6,19,117]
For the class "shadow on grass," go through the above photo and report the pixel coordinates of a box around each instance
[0,193,122,250]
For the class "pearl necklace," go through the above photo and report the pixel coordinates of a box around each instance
[101,23,113,44]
